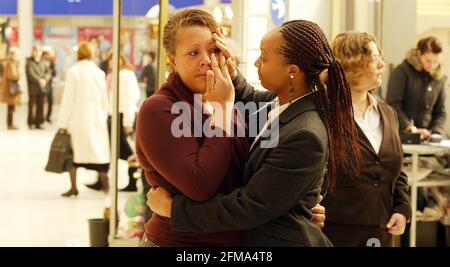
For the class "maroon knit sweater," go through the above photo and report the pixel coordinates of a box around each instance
[136,73,249,247]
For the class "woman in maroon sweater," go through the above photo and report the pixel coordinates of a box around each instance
[135,9,249,247]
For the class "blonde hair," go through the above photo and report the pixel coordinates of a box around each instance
[328,32,382,88]
[108,53,134,71]
[77,41,94,61]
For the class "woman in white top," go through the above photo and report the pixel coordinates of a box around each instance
[85,53,141,192]
[107,54,141,137]
[58,42,110,197]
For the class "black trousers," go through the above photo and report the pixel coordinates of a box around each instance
[46,86,53,121]
[7,105,14,126]
[28,93,45,128]
[107,114,133,160]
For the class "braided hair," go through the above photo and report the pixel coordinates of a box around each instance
[279,20,361,191]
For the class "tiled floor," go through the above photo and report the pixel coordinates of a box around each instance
[0,103,140,247]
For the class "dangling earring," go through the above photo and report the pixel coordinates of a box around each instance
[289,74,295,104]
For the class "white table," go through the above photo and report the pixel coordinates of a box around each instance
[402,143,450,247]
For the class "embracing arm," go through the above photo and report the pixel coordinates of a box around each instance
[170,130,326,233]
[136,97,233,202]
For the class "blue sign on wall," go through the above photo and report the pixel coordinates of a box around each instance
[123,0,205,16]
[122,0,156,16]
[2,0,231,16]
[34,0,113,15]
[34,0,206,16]
[0,0,17,15]
[171,0,204,9]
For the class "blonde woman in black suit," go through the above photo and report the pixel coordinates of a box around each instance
[322,32,411,247]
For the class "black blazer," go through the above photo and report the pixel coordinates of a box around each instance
[169,73,332,247]
[322,97,411,229]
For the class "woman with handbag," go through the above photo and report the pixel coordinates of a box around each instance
[1,49,21,130]
[57,42,110,197]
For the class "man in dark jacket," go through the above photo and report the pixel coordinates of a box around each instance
[140,51,156,97]
[42,49,57,123]
[386,37,448,139]
[26,46,49,129]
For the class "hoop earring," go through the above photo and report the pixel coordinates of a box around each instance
[289,74,295,104]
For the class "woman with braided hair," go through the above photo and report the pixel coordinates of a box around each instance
[146,20,361,246]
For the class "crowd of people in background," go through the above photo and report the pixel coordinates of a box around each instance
[0,43,156,131]
[0,41,157,202]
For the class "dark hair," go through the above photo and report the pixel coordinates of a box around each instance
[417,36,442,54]
[279,20,361,190]
[163,9,218,55]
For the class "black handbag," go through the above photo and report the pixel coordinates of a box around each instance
[45,131,73,173]
[8,81,21,96]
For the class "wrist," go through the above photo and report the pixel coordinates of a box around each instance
[165,198,172,218]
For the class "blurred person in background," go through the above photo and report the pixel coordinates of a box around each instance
[58,41,110,197]
[99,48,112,75]
[0,59,4,101]
[85,53,140,192]
[141,51,156,97]
[1,48,21,130]
[42,49,57,123]
[386,37,448,140]
[26,45,49,129]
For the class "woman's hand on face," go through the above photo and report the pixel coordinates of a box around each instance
[204,53,235,106]
[146,187,173,218]
[214,28,238,80]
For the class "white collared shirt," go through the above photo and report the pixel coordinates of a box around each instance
[250,93,312,150]
[353,94,383,154]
